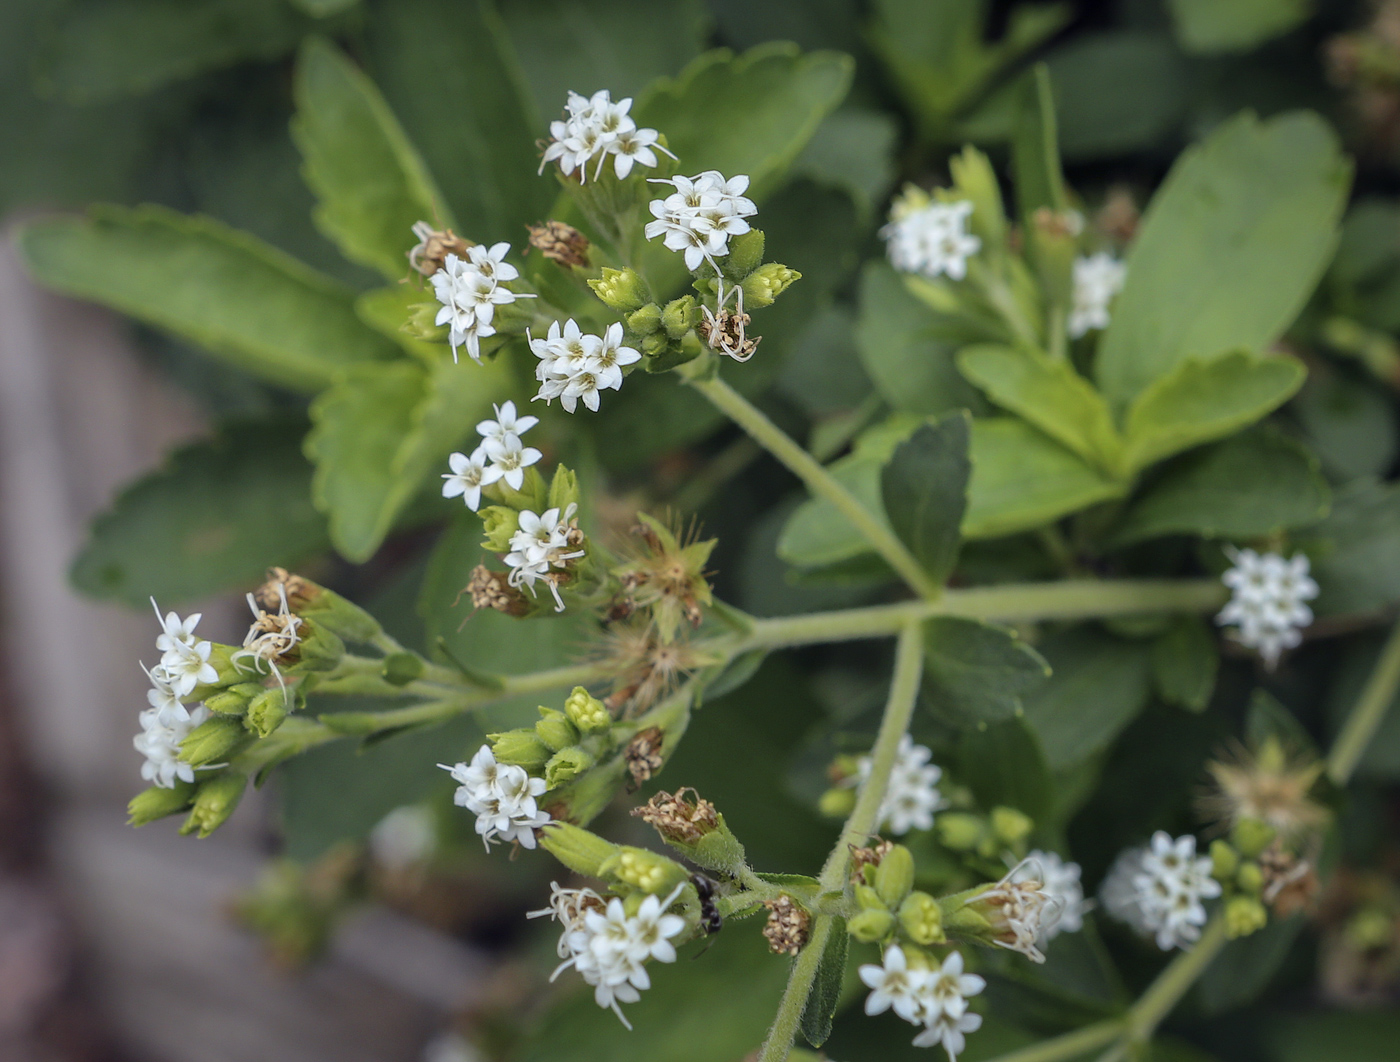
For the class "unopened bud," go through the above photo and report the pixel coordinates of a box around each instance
[540,822,618,878]
[563,686,610,734]
[1237,861,1265,895]
[1225,896,1269,939]
[180,715,253,767]
[990,806,1033,847]
[937,812,985,851]
[381,651,424,687]
[181,772,248,838]
[247,687,292,739]
[535,708,579,752]
[545,746,596,788]
[1232,818,1276,859]
[720,229,765,281]
[1210,839,1239,882]
[488,728,553,771]
[854,883,887,912]
[600,846,688,895]
[204,682,263,716]
[295,620,345,671]
[662,296,700,339]
[875,845,915,909]
[899,891,946,945]
[479,507,520,554]
[626,303,663,335]
[128,780,197,826]
[528,220,589,269]
[847,907,895,944]
[640,330,671,357]
[818,787,857,818]
[589,267,649,312]
[740,262,800,308]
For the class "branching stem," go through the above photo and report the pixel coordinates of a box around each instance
[1327,613,1400,786]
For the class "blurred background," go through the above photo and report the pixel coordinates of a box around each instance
[3,1,1400,1061]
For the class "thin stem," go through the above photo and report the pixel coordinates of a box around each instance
[1126,915,1228,1042]
[975,1021,1124,1062]
[759,915,834,1062]
[690,374,942,599]
[1327,614,1400,786]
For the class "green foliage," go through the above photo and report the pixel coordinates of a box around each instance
[1301,482,1400,616]
[881,416,971,585]
[920,617,1050,727]
[1151,618,1220,713]
[1168,0,1313,55]
[1263,1012,1400,1062]
[957,718,1052,816]
[800,918,849,1048]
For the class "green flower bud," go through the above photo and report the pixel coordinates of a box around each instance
[626,303,663,335]
[488,728,553,771]
[720,229,765,281]
[180,715,253,767]
[545,746,596,789]
[204,682,264,716]
[405,300,449,341]
[296,588,382,645]
[1225,896,1268,939]
[875,845,916,910]
[818,787,857,818]
[990,806,1033,847]
[540,823,618,878]
[480,506,520,553]
[640,330,671,357]
[589,267,651,312]
[128,780,198,826]
[898,891,946,945]
[563,686,611,734]
[854,883,887,912]
[294,620,345,671]
[1231,818,1276,859]
[1237,861,1265,895]
[848,908,896,944]
[1210,839,1239,882]
[381,651,425,687]
[690,817,748,877]
[740,263,801,308]
[535,707,580,752]
[600,846,688,895]
[548,466,581,514]
[937,812,985,851]
[662,296,701,339]
[247,687,292,739]
[181,772,248,838]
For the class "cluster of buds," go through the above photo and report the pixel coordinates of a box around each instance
[476,464,595,615]
[1209,817,1318,939]
[936,805,1034,862]
[849,844,947,949]
[486,686,616,797]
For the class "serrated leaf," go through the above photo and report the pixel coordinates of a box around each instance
[958,717,1052,815]
[292,37,452,280]
[70,416,327,607]
[1113,428,1330,544]
[18,205,397,393]
[1120,350,1306,474]
[800,917,848,1048]
[1095,111,1350,409]
[921,616,1050,727]
[880,415,970,585]
[1151,617,1219,713]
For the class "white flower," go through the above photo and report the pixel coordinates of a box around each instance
[476,400,538,443]
[860,944,928,1023]
[429,248,534,363]
[1011,850,1087,940]
[969,859,1063,963]
[529,318,639,413]
[911,1010,983,1060]
[847,735,944,835]
[528,881,608,957]
[586,322,642,390]
[439,745,550,850]
[861,946,985,1058]
[505,504,585,611]
[442,447,491,510]
[644,171,757,271]
[538,89,673,183]
[1101,831,1222,951]
[134,703,209,788]
[481,433,542,491]
[369,805,437,871]
[144,666,189,727]
[881,199,981,281]
[1068,252,1127,339]
[149,598,218,697]
[1216,548,1318,669]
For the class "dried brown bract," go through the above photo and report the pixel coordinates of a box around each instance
[631,787,718,845]
[408,221,472,276]
[625,726,666,788]
[527,220,590,268]
[466,565,530,616]
[763,895,811,955]
[850,839,894,884]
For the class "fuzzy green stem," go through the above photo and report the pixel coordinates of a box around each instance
[1327,614,1400,786]
[1126,915,1228,1041]
[690,375,941,599]
[975,1022,1125,1062]
[756,621,925,1062]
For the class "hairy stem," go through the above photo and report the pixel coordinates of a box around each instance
[976,1021,1125,1062]
[1126,915,1228,1042]
[1327,614,1400,786]
[757,621,925,1062]
[690,375,942,599]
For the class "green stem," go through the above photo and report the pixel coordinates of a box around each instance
[1126,915,1228,1042]
[756,622,925,1062]
[690,375,941,599]
[976,1022,1125,1062]
[1327,614,1400,786]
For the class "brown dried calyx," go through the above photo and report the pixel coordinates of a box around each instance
[763,895,811,955]
[256,568,318,612]
[624,726,665,789]
[527,220,590,268]
[849,839,895,884]
[466,565,529,616]
[408,221,473,276]
[698,305,759,362]
[631,787,718,845]
[1260,841,1319,918]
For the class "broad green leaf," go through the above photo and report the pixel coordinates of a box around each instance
[1196,915,1304,1014]
[306,356,514,561]
[958,717,1052,815]
[70,416,327,607]
[1292,369,1400,481]
[635,43,853,201]
[778,452,891,568]
[1095,111,1350,409]
[1151,618,1219,713]
[956,344,1121,472]
[964,419,1124,539]
[1263,1011,1400,1062]
[292,37,451,280]
[1120,351,1307,474]
[1169,0,1312,55]
[1112,429,1329,545]
[1010,64,1066,219]
[881,416,971,585]
[793,107,899,221]
[1020,629,1153,769]
[1299,481,1400,616]
[921,617,1050,727]
[800,917,848,1048]
[365,0,554,246]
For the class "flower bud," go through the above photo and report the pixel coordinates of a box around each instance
[488,728,553,771]
[247,687,292,739]
[180,715,253,767]
[937,812,985,851]
[128,780,197,826]
[848,908,896,944]
[540,822,618,878]
[1225,896,1269,939]
[740,263,800,308]
[294,620,345,672]
[990,806,1033,847]
[662,296,701,339]
[563,686,611,734]
[818,787,857,818]
[854,883,887,912]
[381,651,424,687]
[626,304,663,335]
[480,506,520,553]
[1210,839,1239,882]
[899,891,946,945]
[535,707,580,752]
[545,746,596,789]
[405,299,450,341]
[600,846,688,895]
[640,330,671,357]
[589,267,650,312]
[204,682,264,716]
[1231,818,1276,859]
[720,229,765,281]
[1237,861,1265,895]
[548,466,581,514]
[875,845,916,910]
[181,772,248,838]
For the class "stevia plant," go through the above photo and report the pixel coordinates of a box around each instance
[14,7,1400,1062]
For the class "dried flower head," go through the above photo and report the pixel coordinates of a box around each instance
[850,839,895,885]
[601,621,714,716]
[527,220,590,268]
[408,221,472,276]
[763,895,811,955]
[631,787,718,845]
[610,513,716,644]
[1259,840,1320,918]
[698,303,759,362]
[235,580,303,676]
[257,567,318,612]
[466,564,530,616]
[1200,736,1328,843]
[624,726,666,788]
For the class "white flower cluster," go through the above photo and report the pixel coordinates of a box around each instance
[1101,831,1222,950]
[1068,252,1127,339]
[1011,850,1087,942]
[442,401,543,511]
[848,734,945,835]
[1216,548,1318,669]
[860,946,985,1059]
[136,601,220,787]
[533,881,686,1029]
[540,89,673,182]
[430,243,534,363]
[506,504,586,613]
[645,171,757,272]
[134,702,210,789]
[439,745,549,851]
[529,319,641,413]
[881,199,981,281]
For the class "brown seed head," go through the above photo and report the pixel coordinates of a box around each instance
[1260,841,1320,919]
[763,895,811,955]
[850,839,894,885]
[407,221,473,277]
[257,567,318,612]
[698,307,759,361]
[527,220,590,269]
[467,565,530,616]
[625,726,666,788]
[631,787,718,845]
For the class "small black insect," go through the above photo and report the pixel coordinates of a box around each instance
[691,872,723,935]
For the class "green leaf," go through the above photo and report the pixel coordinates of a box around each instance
[964,418,1124,539]
[1169,0,1313,55]
[958,717,1052,815]
[17,205,397,393]
[290,0,360,15]
[1195,914,1304,1014]
[1326,633,1400,780]
[793,107,899,221]
[70,416,327,607]
[1095,111,1350,409]
[1263,1011,1400,1062]
[800,917,848,1048]
[1301,481,1400,617]
[292,37,451,281]
[1120,350,1307,474]
[1151,618,1219,713]
[881,416,971,585]
[635,43,853,201]
[1010,64,1066,219]
[1020,628,1153,770]
[921,616,1050,727]
[778,452,891,569]
[1112,428,1330,545]
[306,357,514,561]
[1291,369,1400,482]
[956,344,1121,472]
[356,285,444,360]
